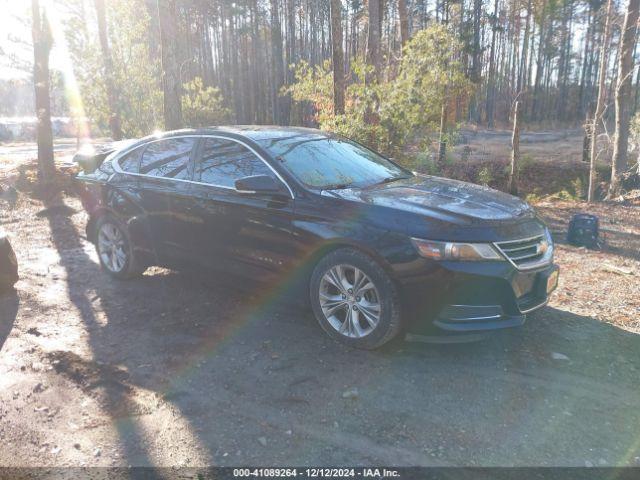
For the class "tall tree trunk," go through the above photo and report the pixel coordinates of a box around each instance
[31,0,55,182]
[157,0,183,130]
[398,0,409,48]
[531,6,547,120]
[578,5,593,117]
[517,0,532,95]
[330,0,345,115]
[485,0,499,127]
[270,0,287,124]
[364,0,383,126]
[94,0,122,140]
[286,0,296,68]
[586,14,602,105]
[468,0,482,122]
[248,0,260,123]
[583,108,593,164]
[438,84,449,167]
[609,0,640,197]
[588,0,614,202]
[366,0,382,82]
[508,101,520,195]
[508,6,520,112]
[556,0,574,121]
[634,42,640,113]
[229,9,243,122]
[144,0,161,63]
[525,20,536,106]
[286,0,296,98]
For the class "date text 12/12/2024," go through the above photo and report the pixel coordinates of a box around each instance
[232,468,400,478]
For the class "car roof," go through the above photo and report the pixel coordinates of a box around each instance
[112,126,334,162]
[157,125,332,142]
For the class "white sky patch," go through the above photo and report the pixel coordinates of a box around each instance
[0,0,70,79]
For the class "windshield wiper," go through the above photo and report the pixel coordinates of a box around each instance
[324,182,355,190]
[324,176,410,191]
[374,175,412,186]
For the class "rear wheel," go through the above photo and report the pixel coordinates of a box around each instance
[310,248,402,349]
[95,216,145,279]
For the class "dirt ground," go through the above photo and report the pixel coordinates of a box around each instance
[452,128,590,164]
[436,128,635,200]
[1,139,640,467]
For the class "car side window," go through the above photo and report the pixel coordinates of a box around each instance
[139,137,196,180]
[196,138,273,188]
[118,146,144,173]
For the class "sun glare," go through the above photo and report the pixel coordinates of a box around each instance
[41,0,92,143]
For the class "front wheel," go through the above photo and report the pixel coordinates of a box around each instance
[310,248,403,349]
[95,216,145,279]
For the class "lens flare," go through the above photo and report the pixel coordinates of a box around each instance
[41,0,91,144]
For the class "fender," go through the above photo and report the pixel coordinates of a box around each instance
[289,216,400,284]
[84,183,156,260]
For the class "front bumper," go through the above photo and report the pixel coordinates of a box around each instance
[400,260,559,335]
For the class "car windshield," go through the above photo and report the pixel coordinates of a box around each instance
[255,134,412,189]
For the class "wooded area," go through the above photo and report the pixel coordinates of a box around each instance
[13,0,640,199]
[3,2,640,466]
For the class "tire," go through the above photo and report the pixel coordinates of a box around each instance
[94,215,145,279]
[309,248,403,349]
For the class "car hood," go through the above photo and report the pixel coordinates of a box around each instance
[323,175,535,224]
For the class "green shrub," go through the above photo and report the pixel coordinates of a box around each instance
[554,189,580,201]
[182,77,231,128]
[286,59,391,152]
[477,166,493,186]
[525,192,543,203]
[571,177,586,199]
[286,25,472,157]
[381,26,472,149]
[408,152,440,174]
[517,154,534,174]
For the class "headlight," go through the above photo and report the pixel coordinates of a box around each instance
[411,238,504,261]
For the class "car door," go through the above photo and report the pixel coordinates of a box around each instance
[135,136,197,265]
[188,136,296,281]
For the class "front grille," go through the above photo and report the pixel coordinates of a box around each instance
[494,234,549,270]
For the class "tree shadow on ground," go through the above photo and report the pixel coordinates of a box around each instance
[43,191,167,468]
[40,190,640,466]
[0,289,19,354]
[402,306,640,371]
[41,188,280,466]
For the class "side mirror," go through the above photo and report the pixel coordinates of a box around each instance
[235,175,288,197]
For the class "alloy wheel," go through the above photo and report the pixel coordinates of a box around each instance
[97,223,128,273]
[319,264,381,338]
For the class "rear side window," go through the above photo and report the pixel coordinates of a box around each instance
[195,138,273,188]
[118,147,144,173]
[139,137,196,180]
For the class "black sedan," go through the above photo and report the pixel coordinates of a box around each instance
[75,127,558,349]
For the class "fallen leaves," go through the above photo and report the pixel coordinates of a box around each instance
[535,200,640,333]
